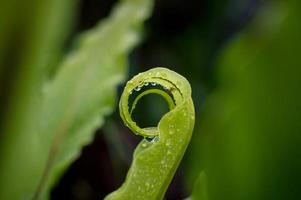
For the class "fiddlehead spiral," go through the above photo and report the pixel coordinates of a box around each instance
[105,67,195,200]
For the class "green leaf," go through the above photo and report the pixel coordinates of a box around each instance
[0,0,77,199]
[0,0,153,199]
[105,67,195,200]
[190,171,209,200]
[37,0,154,198]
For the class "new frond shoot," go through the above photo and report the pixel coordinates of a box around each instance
[105,67,195,200]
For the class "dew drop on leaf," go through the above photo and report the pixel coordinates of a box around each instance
[134,87,141,91]
[145,136,159,143]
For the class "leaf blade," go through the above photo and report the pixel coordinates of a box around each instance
[37,0,154,198]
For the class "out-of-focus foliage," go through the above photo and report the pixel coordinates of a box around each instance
[188,0,301,199]
[1,0,301,199]
[40,0,153,198]
[0,0,77,199]
[0,0,153,199]
[191,171,208,200]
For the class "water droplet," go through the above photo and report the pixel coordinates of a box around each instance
[145,136,159,143]
[156,72,160,76]
[161,73,167,77]
[167,150,172,155]
[176,128,180,132]
[142,143,147,147]
[134,87,141,91]
[183,112,187,116]
[151,82,157,86]
[161,160,165,165]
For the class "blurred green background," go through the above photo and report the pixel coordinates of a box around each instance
[0,0,301,199]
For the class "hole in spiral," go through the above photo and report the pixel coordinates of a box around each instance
[131,93,170,128]
[128,82,175,112]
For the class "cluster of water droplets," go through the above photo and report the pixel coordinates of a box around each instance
[132,82,159,93]
[127,70,173,96]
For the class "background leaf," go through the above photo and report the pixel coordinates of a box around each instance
[0,0,77,199]
[190,171,209,200]
[0,0,153,199]
[38,0,153,198]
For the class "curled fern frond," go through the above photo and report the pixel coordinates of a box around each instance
[106,67,195,200]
